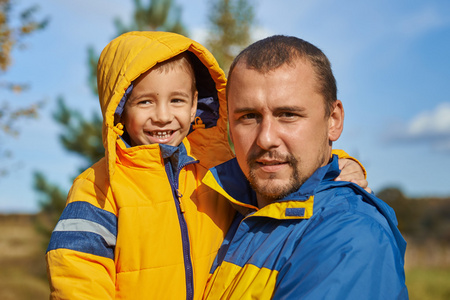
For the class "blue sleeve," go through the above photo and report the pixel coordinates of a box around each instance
[272,203,408,299]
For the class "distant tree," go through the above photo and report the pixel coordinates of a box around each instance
[33,171,66,246]
[0,1,48,176]
[87,0,187,96]
[378,187,450,244]
[114,0,186,35]
[205,0,254,150]
[419,197,450,243]
[377,187,421,237]
[205,0,254,74]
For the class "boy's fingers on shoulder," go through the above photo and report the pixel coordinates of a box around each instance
[335,171,365,182]
[338,158,350,169]
[339,159,364,178]
[350,179,369,190]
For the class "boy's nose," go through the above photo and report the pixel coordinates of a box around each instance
[153,103,172,124]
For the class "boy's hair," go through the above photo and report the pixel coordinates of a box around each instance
[227,35,337,117]
[152,52,197,96]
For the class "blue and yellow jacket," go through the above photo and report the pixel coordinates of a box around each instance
[203,155,408,299]
[46,31,235,299]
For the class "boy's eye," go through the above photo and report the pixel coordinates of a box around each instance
[137,100,152,105]
[171,98,189,105]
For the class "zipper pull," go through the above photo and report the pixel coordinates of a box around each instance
[176,189,185,213]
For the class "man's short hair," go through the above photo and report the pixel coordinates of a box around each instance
[227,35,337,117]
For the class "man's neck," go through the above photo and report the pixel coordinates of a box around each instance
[256,196,274,209]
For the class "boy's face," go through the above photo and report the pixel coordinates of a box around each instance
[121,67,198,147]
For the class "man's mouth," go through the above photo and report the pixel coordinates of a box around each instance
[257,160,285,166]
[248,150,297,173]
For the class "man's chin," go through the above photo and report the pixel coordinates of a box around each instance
[250,179,298,202]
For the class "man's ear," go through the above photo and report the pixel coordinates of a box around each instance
[328,100,344,142]
[190,91,198,123]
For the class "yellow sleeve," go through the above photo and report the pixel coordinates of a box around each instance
[331,149,367,179]
[46,171,117,300]
[47,249,116,299]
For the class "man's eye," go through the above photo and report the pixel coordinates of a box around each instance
[279,112,299,120]
[242,113,257,120]
[171,98,187,104]
[237,113,259,124]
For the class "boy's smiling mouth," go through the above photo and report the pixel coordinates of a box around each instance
[145,130,175,144]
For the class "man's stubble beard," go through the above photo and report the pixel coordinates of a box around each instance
[246,146,329,203]
[246,151,305,203]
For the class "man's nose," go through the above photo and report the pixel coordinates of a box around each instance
[256,118,281,150]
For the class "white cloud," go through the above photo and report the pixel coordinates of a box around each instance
[385,102,450,152]
[409,102,450,136]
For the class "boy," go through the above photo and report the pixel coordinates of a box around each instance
[46,31,367,299]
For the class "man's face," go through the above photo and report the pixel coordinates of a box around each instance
[228,59,342,206]
[122,67,197,147]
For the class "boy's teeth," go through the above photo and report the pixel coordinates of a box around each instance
[152,131,171,139]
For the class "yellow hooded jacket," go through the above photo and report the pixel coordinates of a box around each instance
[46,31,235,300]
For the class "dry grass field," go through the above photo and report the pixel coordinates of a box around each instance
[1,214,450,300]
[0,214,48,300]
[404,239,450,299]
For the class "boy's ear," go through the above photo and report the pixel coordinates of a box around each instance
[114,113,122,125]
[190,91,198,122]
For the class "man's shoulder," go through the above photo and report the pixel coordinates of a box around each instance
[312,183,397,236]
[276,185,408,300]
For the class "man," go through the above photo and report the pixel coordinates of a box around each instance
[202,35,408,299]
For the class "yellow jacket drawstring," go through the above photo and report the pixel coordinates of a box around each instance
[112,123,124,136]
[192,116,205,130]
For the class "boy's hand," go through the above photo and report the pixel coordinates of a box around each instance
[335,158,372,193]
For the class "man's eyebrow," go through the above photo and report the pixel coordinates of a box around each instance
[233,106,306,114]
[274,106,306,112]
[232,107,256,114]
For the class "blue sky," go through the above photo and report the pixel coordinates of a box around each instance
[1,0,449,213]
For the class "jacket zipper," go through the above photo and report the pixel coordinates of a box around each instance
[165,160,199,300]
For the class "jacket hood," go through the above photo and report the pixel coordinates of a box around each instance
[97,31,233,177]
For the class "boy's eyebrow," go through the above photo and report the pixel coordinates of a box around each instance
[129,90,191,101]
[127,92,154,102]
[170,91,191,98]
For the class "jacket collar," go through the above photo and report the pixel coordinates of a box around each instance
[115,137,197,171]
[203,155,341,219]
